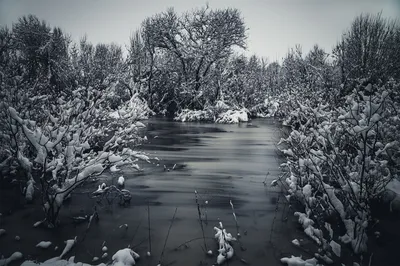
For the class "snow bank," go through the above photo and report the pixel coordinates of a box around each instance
[117,176,125,187]
[109,94,152,120]
[111,248,140,266]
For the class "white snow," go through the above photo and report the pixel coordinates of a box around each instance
[111,248,140,266]
[315,253,333,264]
[59,237,76,258]
[216,109,249,124]
[386,179,400,212]
[292,239,300,246]
[110,165,121,172]
[117,176,125,186]
[93,183,108,196]
[294,212,322,245]
[330,240,341,257]
[302,184,312,198]
[21,256,107,266]
[0,252,23,265]
[323,183,345,219]
[214,222,236,265]
[0,228,6,236]
[280,255,317,266]
[33,220,44,227]
[36,241,52,249]
[325,222,333,239]
[174,109,213,122]
[25,178,35,202]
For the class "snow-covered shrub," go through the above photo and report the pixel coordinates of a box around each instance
[109,92,153,120]
[174,109,214,122]
[174,100,251,124]
[279,83,400,258]
[214,222,236,265]
[1,86,149,227]
[249,97,280,118]
[215,108,249,124]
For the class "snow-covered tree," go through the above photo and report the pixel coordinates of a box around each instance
[333,13,400,94]
[141,6,247,112]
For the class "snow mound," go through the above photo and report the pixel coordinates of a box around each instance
[36,241,52,249]
[280,255,317,266]
[111,248,140,266]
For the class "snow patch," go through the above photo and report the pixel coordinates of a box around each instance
[111,248,140,266]
[280,255,317,266]
[0,252,23,265]
[36,241,52,249]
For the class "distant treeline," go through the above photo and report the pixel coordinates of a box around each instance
[1,9,399,116]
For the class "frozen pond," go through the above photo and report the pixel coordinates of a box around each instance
[0,118,307,265]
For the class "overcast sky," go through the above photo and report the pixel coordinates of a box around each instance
[0,0,399,62]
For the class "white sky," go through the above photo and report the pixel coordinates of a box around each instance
[0,0,399,62]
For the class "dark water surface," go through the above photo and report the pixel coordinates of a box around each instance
[0,118,311,265]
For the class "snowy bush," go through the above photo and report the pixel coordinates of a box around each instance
[215,108,249,124]
[174,109,214,122]
[0,86,149,227]
[214,222,236,265]
[279,82,400,259]
[109,92,153,120]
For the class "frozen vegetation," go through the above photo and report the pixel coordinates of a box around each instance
[274,13,400,265]
[0,5,399,266]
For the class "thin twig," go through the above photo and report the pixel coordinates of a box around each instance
[195,190,208,252]
[159,207,178,265]
[148,200,152,255]
[173,237,214,250]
